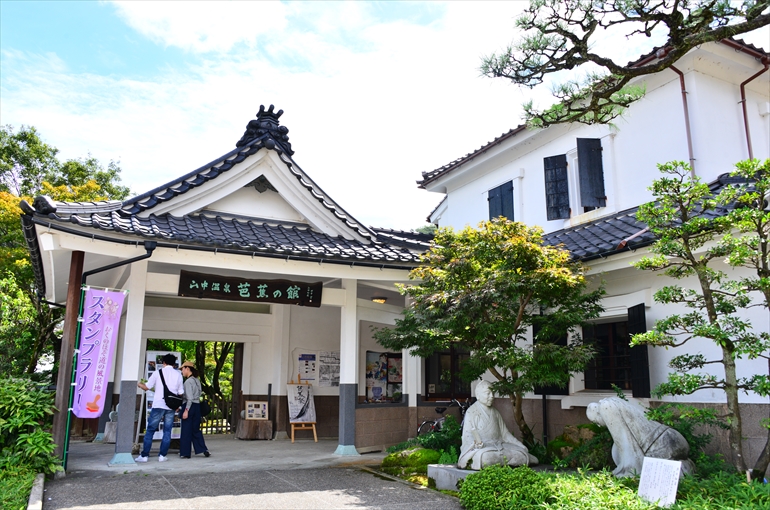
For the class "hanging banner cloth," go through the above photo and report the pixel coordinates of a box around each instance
[72,288,126,418]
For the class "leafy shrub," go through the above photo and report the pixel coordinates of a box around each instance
[459,465,554,510]
[545,469,651,509]
[0,465,37,510]
[437,446,458,465]
[387,414,462,454]
[646,403,727,453]
[418,414,462,452]
[0,377,61,475]
[381,447,441,476]
[548,423,614,470]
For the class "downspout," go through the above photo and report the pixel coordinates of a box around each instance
[739,58,770,160]
[653,48,695,177]
[62,241,157,470]
[669,64,696,178]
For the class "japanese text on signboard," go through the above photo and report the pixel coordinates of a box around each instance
[178,271,323,307]
[72,289,126,418]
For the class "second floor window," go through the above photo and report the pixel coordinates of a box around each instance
[544,138,606,220]
[488,180,514,220]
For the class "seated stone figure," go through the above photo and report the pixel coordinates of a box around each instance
[587,397,695,478]
[458,381,538,470]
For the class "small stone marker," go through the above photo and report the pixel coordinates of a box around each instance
[638,457,682,507]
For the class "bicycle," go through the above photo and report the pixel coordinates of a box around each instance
[416,398,471,436]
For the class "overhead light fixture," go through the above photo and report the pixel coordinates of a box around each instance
[371,297,387,304]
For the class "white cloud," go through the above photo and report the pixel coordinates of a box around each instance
[2,2,767,230]
[111,0,290,53]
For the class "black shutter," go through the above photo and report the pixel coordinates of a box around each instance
[576,138,606,208]
[489,181,514,220]
[533,323,570,396]
[488,185,502,219]
[628,303,651,398]
[544,155,569,220]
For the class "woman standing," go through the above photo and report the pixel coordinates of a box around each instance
[179,361,211,459]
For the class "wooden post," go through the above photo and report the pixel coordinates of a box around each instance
[52,250,84,460]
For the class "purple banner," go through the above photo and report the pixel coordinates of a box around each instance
[72,288,126,418]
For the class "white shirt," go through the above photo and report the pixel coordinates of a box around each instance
[146,365,184,410]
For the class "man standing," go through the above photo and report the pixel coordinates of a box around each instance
[136,353,184,462]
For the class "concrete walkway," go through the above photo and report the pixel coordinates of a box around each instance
[41,436,463,509]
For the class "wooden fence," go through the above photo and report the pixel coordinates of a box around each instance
[200,394,237,435]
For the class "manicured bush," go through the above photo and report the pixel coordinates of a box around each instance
[459,465,554,510]
[0,377,61,475]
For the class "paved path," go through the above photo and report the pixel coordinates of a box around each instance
[42,466,462,509]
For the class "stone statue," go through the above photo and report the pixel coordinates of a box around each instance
[458,380,539,470]
[586,397,695,478]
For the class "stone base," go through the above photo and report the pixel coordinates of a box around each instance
[108,452,136,466]
[333,444,360,456]
[428,464,473,491]
[103,422,117,444]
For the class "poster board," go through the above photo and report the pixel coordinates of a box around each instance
[291,348,340,387]
[143,351,182,440]
[287,384,316,423]
[318,351,340,387]
[245,401,268,420]
[366,351,402,401]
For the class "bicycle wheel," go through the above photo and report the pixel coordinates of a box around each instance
[417,421,437,436]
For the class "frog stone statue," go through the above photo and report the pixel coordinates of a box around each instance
[586,397,695,478]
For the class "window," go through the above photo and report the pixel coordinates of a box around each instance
[488,180,514,220]
[424,346,471,400]
[544,138,606,220]
[583,303,650,398]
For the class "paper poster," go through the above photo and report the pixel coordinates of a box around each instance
[365,351,387,400]
[245,401,268,420]
[638,457,682,507]
[297,353,316,382]
[319,351,340,387]
[287,384,316,423]
[388,356,402,383]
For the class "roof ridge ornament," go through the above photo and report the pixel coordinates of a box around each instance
[236,104,294,155]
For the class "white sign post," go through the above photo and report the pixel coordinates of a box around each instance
[638,457,682,508]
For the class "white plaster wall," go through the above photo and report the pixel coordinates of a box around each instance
[587,261,770,405]
[287,305,341,396]
[433,57,769,235]
[204,186,306,223]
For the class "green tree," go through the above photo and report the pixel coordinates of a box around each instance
[718,158,770,478]
[0,125,131,381]
[632,160,770,474]
[482,0,770,127]
[374,218,604,445]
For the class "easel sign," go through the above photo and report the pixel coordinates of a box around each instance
[245,401,268,420]
[287,383,317,442]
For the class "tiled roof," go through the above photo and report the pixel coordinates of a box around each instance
[123,105,377,241]
[27,208,423,265]
[370,227,433,251]
[542,174,737,261]
[419,38,767,189]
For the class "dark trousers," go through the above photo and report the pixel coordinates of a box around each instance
[180,402,208,456]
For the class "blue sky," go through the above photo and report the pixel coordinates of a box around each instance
[1,1,768,229]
